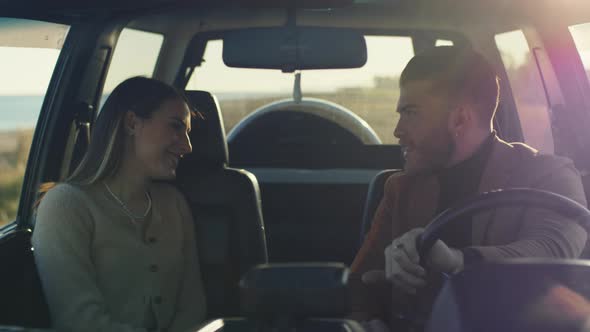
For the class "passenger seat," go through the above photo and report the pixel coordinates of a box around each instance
[176,90,268,319]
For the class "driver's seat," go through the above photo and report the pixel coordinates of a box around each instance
[359,169,400,248]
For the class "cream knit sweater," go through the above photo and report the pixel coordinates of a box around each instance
[32,182,206,332]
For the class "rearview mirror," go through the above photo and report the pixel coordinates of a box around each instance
[223,27,367,72]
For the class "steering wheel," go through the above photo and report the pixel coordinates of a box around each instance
[417,188,590,260]
[396,188,590,330]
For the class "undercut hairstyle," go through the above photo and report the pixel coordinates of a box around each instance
[400,46,500,127]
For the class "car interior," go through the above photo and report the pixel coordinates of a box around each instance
[3,0,590,331]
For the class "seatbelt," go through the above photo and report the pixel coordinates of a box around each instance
[59,102,93,180]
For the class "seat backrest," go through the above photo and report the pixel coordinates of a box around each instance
[177,90,268,319]
[359,169,401,248]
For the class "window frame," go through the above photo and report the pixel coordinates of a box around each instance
[0,17,72,231]
[13,17,128,230]
[494,28,557,154]
[530,22,590,172]
[100,27,166,106]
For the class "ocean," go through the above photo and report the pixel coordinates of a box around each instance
[0,92,287,133]
[0,95,44,131]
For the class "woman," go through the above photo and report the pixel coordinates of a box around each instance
[33,76,206,332]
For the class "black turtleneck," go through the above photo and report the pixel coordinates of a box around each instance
[435,134,495,248]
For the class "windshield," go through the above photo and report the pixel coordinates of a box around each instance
[186,35,444,144]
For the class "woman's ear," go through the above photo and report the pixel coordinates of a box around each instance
[124,111,139,136]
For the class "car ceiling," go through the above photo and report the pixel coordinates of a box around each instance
[4,0,590,27]
[117,1,590,38]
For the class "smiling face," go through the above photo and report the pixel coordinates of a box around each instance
[394,79,455,175]
[127,97,193,180]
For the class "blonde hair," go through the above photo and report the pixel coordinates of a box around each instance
[67,116,122,185]
[36,77,191,204]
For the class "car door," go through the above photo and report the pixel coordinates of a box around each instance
[0,8,134,327]
[0,15,73,328]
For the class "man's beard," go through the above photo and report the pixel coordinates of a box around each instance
[402,131,455,175]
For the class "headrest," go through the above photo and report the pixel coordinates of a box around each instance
[181,90,229,170]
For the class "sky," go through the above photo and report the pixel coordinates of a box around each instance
[1,20,590,96]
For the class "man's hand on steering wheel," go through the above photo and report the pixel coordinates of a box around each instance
[362,228,464,294]
[427,235,464,274]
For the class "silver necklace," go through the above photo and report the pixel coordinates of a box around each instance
[103,182,152,221]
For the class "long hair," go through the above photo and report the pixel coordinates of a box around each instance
[68,76,189,185]
[36,77,190,203]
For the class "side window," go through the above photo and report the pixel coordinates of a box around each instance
[187,36,415,144]
[495,30,555,154]
[100,28,164,107]
[569,22,590,83]
[0,18,69,227]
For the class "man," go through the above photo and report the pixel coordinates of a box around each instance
[350,46,588,326]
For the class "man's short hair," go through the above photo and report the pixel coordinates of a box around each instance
[400,46,500,126]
